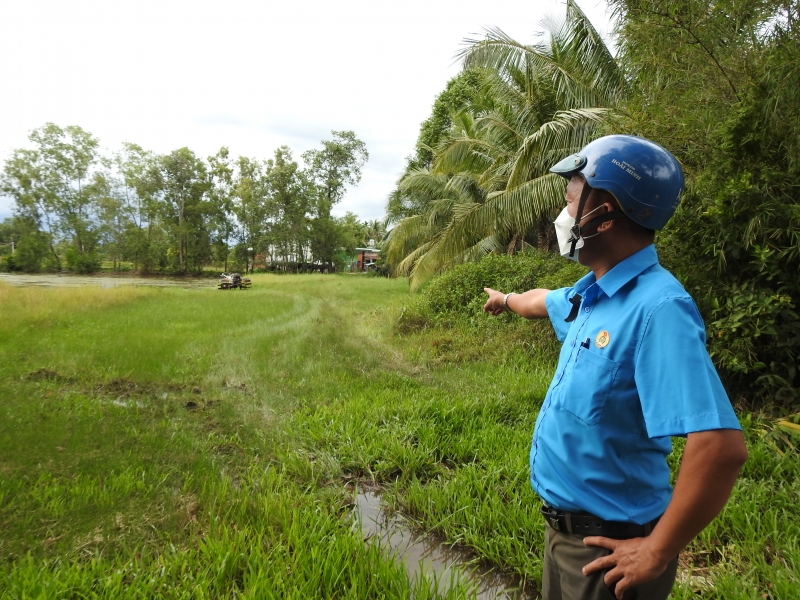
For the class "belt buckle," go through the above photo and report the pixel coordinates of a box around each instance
[540,506,561,531]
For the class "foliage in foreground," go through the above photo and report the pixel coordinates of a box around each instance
[1,277,798,599]
[0,278,473,599]
[608,0,800,404]
[388,0,800,403]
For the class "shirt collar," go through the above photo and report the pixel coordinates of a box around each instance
[595,244,659,298]
[573,270,596,295]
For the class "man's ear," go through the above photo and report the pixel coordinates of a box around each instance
[597,202,616,232]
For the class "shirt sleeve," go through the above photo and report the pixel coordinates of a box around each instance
[635,296,742,438]
[546,287,574,342]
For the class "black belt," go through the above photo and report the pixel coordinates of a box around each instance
[540,505,660,539]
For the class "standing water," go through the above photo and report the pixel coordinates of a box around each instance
[353,490,533,599]
[0,273,214,289]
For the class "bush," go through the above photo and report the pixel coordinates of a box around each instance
[655,80,800,405]
[396,250,586,333]
[394,250,586,365]
[64,247,102,274]
[0,218,49,272]
[420,250,587,320]
[6,236,48,273]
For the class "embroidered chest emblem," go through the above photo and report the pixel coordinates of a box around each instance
[595,330,610,349]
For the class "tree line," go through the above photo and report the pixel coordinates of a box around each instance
[385,0,800,403]
[0,125,374,274]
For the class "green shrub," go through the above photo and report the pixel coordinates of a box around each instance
[6,235,48,273]
[0,217,49,272]
[420,250,587,321]
[394,250,585,366]
[64,247,101,274]
[396,250,586,336]
[657,85,800,405]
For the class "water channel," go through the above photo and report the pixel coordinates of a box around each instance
[353,489,533,599]
[0,273,215,289]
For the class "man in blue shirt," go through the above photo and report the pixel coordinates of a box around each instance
[484,135,747,600]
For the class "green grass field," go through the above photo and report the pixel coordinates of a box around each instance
[1,276,798,598]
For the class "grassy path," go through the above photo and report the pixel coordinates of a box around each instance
[0,276,798,598]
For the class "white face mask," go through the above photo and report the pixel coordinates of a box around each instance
[553,205,604,261]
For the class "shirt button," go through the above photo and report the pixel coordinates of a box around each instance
[585,307,590,312]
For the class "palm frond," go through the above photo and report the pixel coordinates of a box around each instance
[384,214,431,266]
[491,173,566,232]
[433,137,497,174]
[388,1,624,287]
[408,173,565,288]
[506,108,611,188]
[444,173,485,204]
[396,239,434,277]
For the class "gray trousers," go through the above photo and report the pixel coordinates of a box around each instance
[542,524,678,600]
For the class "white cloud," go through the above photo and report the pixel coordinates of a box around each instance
[0,0,615,223]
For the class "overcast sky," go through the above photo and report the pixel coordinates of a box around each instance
[0,0,615,223]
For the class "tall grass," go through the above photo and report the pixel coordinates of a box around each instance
[0,275,798,598]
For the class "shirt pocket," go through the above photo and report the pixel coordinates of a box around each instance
[559,348,620,426]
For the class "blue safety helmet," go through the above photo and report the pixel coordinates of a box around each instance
[550,135,685,230]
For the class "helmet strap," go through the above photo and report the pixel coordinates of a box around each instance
[580,210,623,237]
[568,182,594,257]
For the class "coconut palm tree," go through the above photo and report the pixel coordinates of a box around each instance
[386,0,625,289]
[386,167,494,277]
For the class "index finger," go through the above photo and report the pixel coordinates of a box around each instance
[583,536,618,550]
[581,536,619,576]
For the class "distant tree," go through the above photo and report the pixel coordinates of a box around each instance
[0,216,48,272]
[207,147,236,271]
[337,212,368,263]
[362,219,387,247]
[90,169,127,271]
[0,219,15,259]
[263,146,309,264]
[1,123,102,271]
[115,143,162,272]
[1,149,59,269]
[303,131,368,218]
[231,156,267,272]
[303,131,368,264]
[158,148,212,272]
[34,124,100,259]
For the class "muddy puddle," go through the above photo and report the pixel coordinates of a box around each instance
[0,273,214,289]
[353,490,533,599]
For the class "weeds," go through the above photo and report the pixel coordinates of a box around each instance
[1,275,798,598]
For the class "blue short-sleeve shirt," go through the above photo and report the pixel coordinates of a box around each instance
[530,245,741,524]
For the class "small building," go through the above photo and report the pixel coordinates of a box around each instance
[353,247,380,272]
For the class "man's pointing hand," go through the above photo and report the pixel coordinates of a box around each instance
[483,287,507,316]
